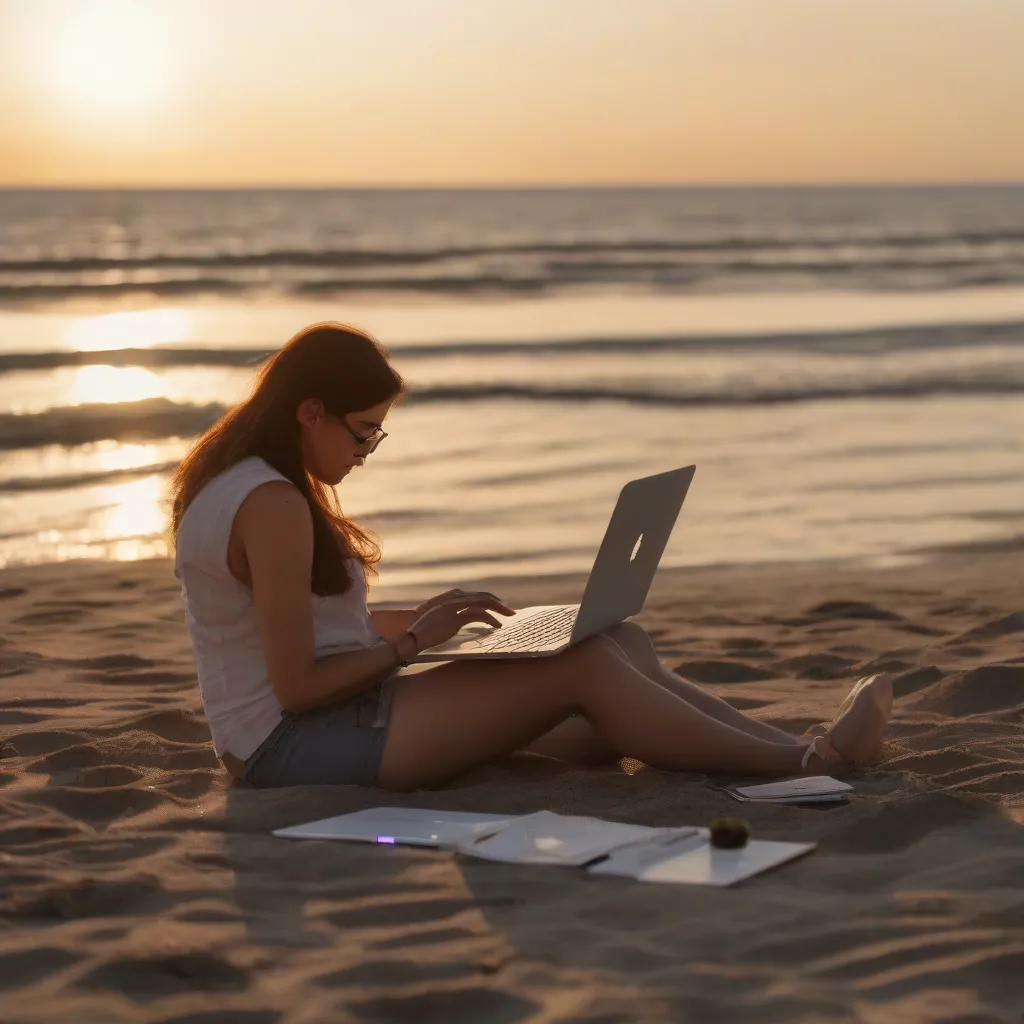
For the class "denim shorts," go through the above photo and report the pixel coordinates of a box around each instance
[243,677,396,788]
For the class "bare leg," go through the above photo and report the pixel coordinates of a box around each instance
[588,620,805,744]
[522,621,799,763]
[600,621,804,745]
[375,635,885,791]
[522,714,616,765]
[590,626,894,767]
[524,623,879,763]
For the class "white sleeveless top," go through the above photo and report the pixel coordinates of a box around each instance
[174,456,381,760]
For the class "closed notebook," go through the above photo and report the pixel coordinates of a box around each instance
[724,775,852,804]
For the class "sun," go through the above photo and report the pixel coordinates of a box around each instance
[49,0,172,120]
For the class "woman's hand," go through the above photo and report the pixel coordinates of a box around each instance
[408,590,515,651]
[414,588,514,619]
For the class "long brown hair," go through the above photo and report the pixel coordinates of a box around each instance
[170,322,405,595]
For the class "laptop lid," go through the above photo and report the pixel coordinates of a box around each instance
[272,807,513,846]
[570,465,695,643]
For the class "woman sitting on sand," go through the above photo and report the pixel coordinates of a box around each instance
[170,322,892,790]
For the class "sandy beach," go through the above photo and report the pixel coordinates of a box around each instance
[2,546,1022,1023]
[4,0,1024,1017]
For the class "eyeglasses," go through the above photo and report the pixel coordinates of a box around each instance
[341,417,388,454]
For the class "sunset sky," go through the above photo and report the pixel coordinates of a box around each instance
[1,0,1022,187]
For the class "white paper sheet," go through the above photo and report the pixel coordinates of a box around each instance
[455,810,689,866]
[272,807,512,847]
[587,828,816,887]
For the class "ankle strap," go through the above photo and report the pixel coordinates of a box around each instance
[801,735,826,770]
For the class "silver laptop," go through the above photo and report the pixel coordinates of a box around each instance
[412,465,695,661]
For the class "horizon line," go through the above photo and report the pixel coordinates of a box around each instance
[2,179,1024,192]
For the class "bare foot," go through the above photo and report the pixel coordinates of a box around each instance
[802,674,878,742]
[820,673,893,766]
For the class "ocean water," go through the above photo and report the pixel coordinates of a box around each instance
[1,187,1023,587]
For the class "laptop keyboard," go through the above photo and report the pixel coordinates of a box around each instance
[474,605,579,653]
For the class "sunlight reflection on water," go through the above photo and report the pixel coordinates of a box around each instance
[67,308,190,351]
[42,475,171,564]
[100,475,167,540]
[72,364,164,404]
